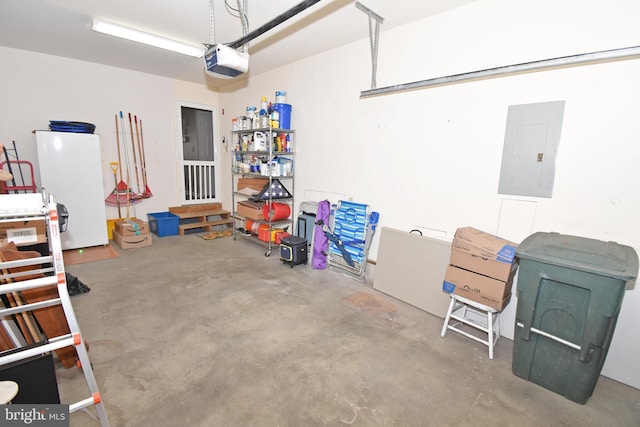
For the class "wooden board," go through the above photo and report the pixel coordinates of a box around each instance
[63,244,119,266]
[0,321,16,350]
[373,227,452,319]
[1,244,78,368]
[168,203,222,214]
[171,209,230,220]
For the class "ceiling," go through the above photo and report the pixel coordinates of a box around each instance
[0,0,477,89]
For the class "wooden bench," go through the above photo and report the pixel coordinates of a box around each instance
[169,203,233,235]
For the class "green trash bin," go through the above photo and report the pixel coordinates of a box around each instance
[513,232,638,404]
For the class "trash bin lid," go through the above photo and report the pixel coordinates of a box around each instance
[516,232,639,281]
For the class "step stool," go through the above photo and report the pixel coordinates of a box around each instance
[440,294,500,359]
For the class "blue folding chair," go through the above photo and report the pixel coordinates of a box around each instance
[326,201,379,282]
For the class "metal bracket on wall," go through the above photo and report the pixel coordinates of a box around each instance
[360,45,640,98]
[356,2,384,90]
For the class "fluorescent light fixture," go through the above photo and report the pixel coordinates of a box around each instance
[91,18,204,58]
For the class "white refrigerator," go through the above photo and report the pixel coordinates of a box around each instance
[36,131,108,250]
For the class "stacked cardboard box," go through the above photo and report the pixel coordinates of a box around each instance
[113,218,152,249]
[442,227,519,310]
[236,200,265,220]
[237,178,269,192]
[0,219,47,247]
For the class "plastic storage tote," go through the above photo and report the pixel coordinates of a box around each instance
[147,212,180,237]
[512,232,638,404]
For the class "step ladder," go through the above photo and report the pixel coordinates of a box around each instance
[0,192,110,426]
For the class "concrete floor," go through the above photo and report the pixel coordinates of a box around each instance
[57,234,640,427]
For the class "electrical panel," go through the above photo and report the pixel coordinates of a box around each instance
[498,101,565,198]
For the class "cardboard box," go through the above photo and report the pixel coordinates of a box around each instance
[114,218,149,236]
[452,227,518,264]
[237,178,269,192]
[0,219,46,246]
[236,201,265,220]
[449,248,518,282]
[442,264,514,310]
[112,230,152,250]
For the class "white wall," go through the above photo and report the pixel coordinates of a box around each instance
[0,47,219,220]
[1,0,638,389]
[218,0,640,387]
[220,0,640,252]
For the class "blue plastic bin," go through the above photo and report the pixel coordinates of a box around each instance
[147,212,179,237]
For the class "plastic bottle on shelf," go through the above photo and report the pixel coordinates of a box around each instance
[246,106,256,129]
[275,91,287,104]
[241,134,250,151]
[259,111,268,129]
[258,96,269,129]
